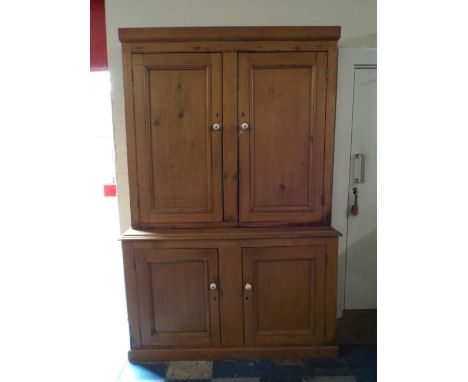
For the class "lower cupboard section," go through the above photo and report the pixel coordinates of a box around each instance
[121,229,339,360]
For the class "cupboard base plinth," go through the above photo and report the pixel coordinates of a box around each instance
[128,345,339,362]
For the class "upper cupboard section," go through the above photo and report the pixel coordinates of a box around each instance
[120,27,340,228]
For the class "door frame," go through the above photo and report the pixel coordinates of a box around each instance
[332,48,377,318]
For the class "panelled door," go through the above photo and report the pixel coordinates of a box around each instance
[345,62,377,309]
[238,52,328,224]
[134,248,220,347]
[242,245,327,346]
[131,53,223,225]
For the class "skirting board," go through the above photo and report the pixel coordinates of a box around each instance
[129,345,339,362]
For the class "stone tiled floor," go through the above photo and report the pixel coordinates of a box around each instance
[117,310,377,381]
[116,344,376,382]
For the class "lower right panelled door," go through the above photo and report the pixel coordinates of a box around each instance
[242,243,330,346]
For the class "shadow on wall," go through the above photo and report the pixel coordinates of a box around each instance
[344,229,377,309]
[341,33,377,47]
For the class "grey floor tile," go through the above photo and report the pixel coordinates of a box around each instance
[263,377,305,382]
[212,378,259,382]
[166,360,213,380]
[354,375,376,382]
[273,360,304,367]
[311,376,357,382]
[263,376,357,382]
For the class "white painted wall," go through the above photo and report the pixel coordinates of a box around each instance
[105,0,377,233]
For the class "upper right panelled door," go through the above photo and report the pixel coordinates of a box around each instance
[238,52,328,224]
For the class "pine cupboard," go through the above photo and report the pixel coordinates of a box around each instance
[119,27,341,361]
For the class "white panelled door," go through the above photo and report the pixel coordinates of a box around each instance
[345,66,377,309]
[333,48,376,315]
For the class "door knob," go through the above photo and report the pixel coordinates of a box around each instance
[244,283,252,291]
[209,282,217,290]
[212,123,221,131]
[240,122,249,131]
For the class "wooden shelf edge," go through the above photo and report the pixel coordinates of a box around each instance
[119,26,341,43]
[121,226,341,241]
[128,345,339,361]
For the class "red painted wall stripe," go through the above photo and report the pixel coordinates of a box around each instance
[90,0,108,71]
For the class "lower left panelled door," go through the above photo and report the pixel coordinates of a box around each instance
[134,248,221,347]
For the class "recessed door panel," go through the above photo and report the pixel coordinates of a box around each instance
[150,260,207,333]
[242,245,327,346]
[238,52,327,223]
[132,53,223,225]
[135,248,220,347]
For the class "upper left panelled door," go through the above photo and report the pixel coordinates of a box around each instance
[131,53,223,225]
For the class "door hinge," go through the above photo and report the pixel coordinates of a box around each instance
[321,194,325,206]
